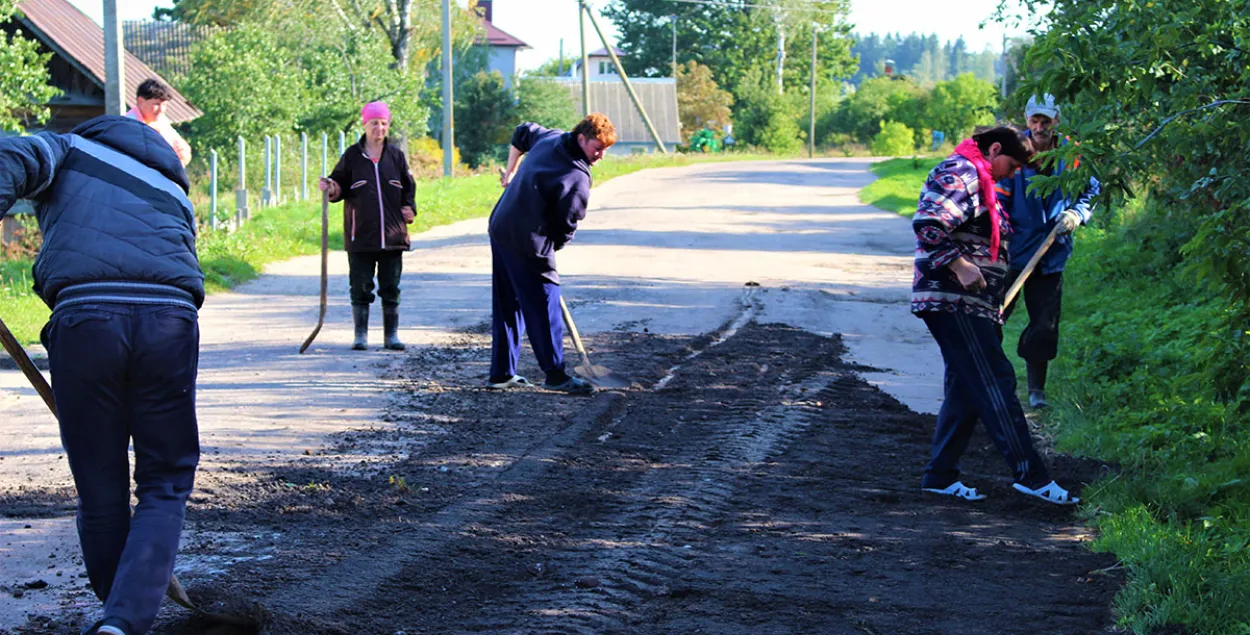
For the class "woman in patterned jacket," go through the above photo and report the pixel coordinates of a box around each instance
[911,125,1079,506]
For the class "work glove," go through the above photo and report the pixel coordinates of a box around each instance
[1057,210,1082,235]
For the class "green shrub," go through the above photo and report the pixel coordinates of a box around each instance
[870,120,915,157]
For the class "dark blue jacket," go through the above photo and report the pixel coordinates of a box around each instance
[488,123,592,285]
[996,135,1100,274]
[0,116,204,309]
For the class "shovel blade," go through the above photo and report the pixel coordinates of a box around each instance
[573,363,631,389]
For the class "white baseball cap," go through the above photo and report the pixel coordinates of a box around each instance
[1025,94,1060,119]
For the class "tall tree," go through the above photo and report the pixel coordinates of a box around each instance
[329,0,480,73]
[602,0,855,96]
[924,73,997,138]
[0,0,59,131]
[675,60,734,142]
[154,0,270,25]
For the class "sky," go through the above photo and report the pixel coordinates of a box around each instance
[66,0,1030,72]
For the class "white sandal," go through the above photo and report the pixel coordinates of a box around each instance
[922,481,986,501]
[1012,481,1079,506]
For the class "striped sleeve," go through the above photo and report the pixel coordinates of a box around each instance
[913,163,974,269]
[0,133,69,220]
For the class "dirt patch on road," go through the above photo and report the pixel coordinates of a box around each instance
[6,321,1122,635]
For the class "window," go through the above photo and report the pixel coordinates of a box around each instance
[598,60,616,75]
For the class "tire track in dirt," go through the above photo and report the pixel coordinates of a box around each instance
[127,319,1118,635]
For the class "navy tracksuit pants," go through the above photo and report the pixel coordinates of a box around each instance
[42,303,200,635]
[489,239,566,382]
[921,311,1049,489]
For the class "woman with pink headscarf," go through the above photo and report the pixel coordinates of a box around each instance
[910,125,1081,507]
[320,101,416,351]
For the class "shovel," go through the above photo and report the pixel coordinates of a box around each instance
[1001,223,1064,311]
[0,315,258,628]
[558,296,630,389]
[299,189,330,354]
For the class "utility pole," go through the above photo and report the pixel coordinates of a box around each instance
[671,15,677,77]
[103,0,125,115]
[1001,33,1008,99]
[809,27,818,159]
[772,9,786,95]
[559,38,564,75]
[583,4,668,154]
[441,0,454,177]
[579,0,590,116]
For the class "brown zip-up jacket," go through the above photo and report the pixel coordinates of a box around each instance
[327,136,416,252]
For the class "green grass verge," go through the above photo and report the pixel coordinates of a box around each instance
[0,151,779,345]
[859,157,940,217]
[1035,202,1250,634]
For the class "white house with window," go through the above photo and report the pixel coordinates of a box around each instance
[571,46,627,79]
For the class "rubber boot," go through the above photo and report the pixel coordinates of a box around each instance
[352,305,369,351]
[1027,360,1049,409]
[383,306,405,351]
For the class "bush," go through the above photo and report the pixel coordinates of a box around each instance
[515,77,578,132]
[408,136,463,179]
[732,66,803,155]
[870,120,915,156]
[453,71,516,168]
[1038,195,1250,633]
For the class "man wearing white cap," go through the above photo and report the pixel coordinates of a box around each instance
[995,94,1101,408]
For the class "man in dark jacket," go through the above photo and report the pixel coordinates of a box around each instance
[487,113,616,394]
[996,94,1100,409]
[0,116,204,635]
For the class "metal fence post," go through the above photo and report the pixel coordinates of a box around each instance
[236,136,248,225]
[274,135,283,206]
[263,136,272,207]
[209,149,218,231]
[301,131,308,202]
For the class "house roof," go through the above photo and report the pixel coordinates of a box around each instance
[588,46,627,58]
[481,21,528,49]
[546,78,680,146]
[16,0,202,124]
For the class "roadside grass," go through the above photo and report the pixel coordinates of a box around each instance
[859,157,939,217]
[0,151,781,345]
[1036,201,1250,634]
[0,260,46,347]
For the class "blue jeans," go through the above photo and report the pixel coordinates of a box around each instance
[42,303,200,634]
[489,239,566,382]
[921,312,1049,489]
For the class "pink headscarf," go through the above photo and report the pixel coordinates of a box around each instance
[953,138,1006,262]
[361,101,391,125]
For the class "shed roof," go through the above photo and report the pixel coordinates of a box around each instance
[16,0,202,123]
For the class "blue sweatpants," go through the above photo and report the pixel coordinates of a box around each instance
[921,312,1049,489]
[489,239,565,382]
[42,303,200,635]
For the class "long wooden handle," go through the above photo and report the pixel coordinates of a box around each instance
[299,191,330,354]
[558,296,592,367]
[0,315,57,418]
[1002,223,1064,310]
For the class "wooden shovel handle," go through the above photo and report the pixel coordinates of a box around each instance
[1002,223,1064,311]
[0,315,56,418]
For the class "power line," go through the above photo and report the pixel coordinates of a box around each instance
[660,0,842,15]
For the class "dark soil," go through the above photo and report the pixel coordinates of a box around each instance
[5,321,1123,635]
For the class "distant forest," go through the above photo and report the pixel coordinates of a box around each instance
[851,33,1001,85]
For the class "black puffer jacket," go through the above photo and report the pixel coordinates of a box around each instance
[327,136,416,252]
[0,116,204,309]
